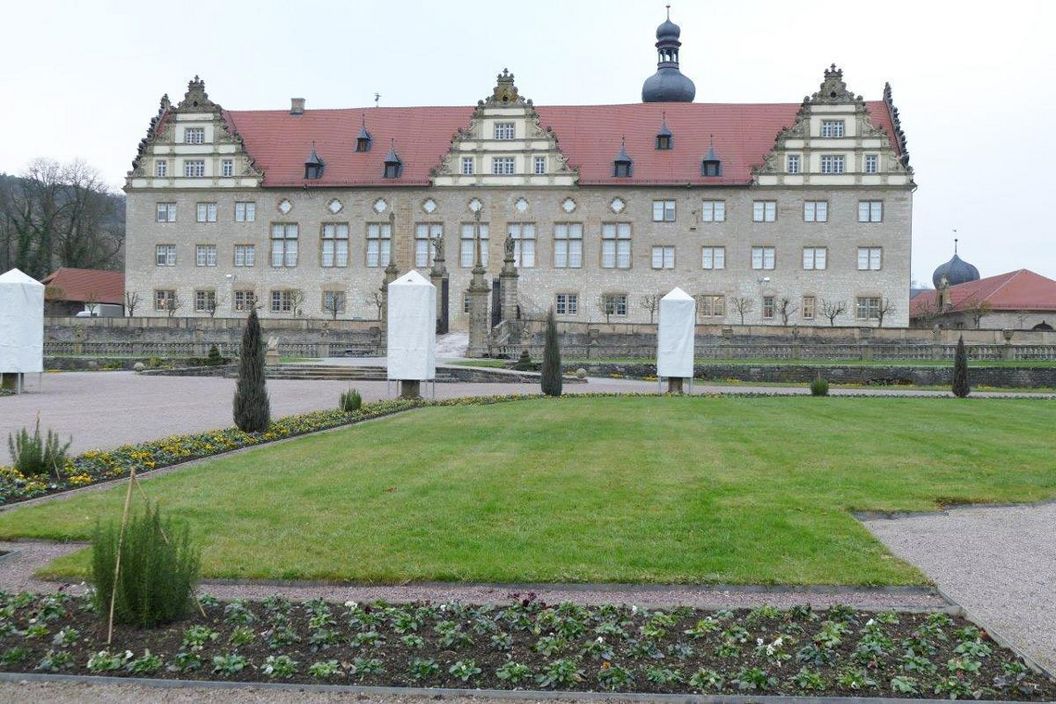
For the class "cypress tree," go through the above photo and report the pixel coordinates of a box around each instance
[540,307,562,397]
[233,309,271,431]
[952,334,970,398]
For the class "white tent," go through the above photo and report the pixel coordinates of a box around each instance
[386,270,436,381]
[0,268,45,376]
[657,287,695,380]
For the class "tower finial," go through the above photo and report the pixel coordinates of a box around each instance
[666,4,671,20]
[374,92,381,108]
[953,228,958,255]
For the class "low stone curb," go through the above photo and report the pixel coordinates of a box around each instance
[0,673,1044,704]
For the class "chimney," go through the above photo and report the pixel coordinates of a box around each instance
[290,98,305,116]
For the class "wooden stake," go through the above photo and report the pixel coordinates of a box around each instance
[107,466,137,645]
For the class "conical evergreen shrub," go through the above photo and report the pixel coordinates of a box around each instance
[541,308,562,397]
[233,308,271,431]
[952,335,970,398]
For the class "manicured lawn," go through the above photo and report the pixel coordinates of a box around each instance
[3,397,1054,586]
[560,357,1056,368]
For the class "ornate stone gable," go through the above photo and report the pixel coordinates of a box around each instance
[751,65,914,187]
[431,70,577,187]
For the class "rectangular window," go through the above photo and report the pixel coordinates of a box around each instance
[864,154,879,174]
[803,201,828,222]
[322,290,346,316]
[321,223,350,267]
[195,244,217,267]
[820,119,845,138]
[752,200,776,222]
[196,202,217,223]
[233,244,255,267]
[701,246,725,270]
[786,154,801,174]
[234,201,256,222]
[820,154,845,174]
[491,157,515,175]
[221,159,234,177]
[270,223,299,267]
[155,203,176,222]
[155,160,167,177]
[555,293,578,316]
[802,247,827,270]
[494,122,515,140]
[533,156,546,174]
[602,293,628,317]
[155,244,176,266]
[233,290,256,312]
[153,289,175,311]
[857,246,883,270]
[699,294,725,317]
[183,160,205,177]
[651,245,675,269]
[802,295,816,320]
[184,127,205,144]
[460,223,490,268]
[270,290,296,314]
[701,200,726,222]
[652,200,676,222]
[194,289,216,313]
[461,157,474,175]
[858,200,884,222]
[415,223,443,268]
[366,222,392,267]
[762,295,776,319]
[751,246,775,270]
[601,222,631,269]
[508,223,536,268]
[856,296,882,320]
[553,223,583,269]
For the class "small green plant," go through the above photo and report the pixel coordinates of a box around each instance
[449,659,482,682]
[496,661,531,684]
[339,388,362,413]
[7,417,71,478]
[262,654,298,678]
[597,662,634,690]
[689,667,725,691]
[126,650,163,675]
[228,625,255,647]
[206,344,223,366]
[810,375,829,396]
[211,653,248,676]
[890,674,919,694]
[182,625,219,650]
[537,658,583,688]
[91,502,201,628]
[408,657,440,681]
[86,649,130,672]
[308,659,341,679]
[35,649,74,672]
[512,349,534,371]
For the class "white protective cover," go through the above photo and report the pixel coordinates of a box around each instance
[0,268,45,374]
[386,270,436,381]
[656,287,695,379]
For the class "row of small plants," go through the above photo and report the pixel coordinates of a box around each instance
[0,591,1050,699]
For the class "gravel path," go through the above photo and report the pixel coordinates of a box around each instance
[863,502,1056,674]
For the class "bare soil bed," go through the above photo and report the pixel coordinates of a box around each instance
[0,592,1052,700]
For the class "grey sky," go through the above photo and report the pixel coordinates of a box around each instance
[1,0,1053,284]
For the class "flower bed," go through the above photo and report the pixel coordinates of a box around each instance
[0,395,530,507]
[0,591,1051,699]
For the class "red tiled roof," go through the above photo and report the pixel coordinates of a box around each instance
[223,100,900,188]
[910,270,1056,317]
[40,268,124,305]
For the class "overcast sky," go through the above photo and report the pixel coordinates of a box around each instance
[2,0,1053,284]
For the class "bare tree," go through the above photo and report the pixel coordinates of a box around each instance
[777,297,798,325]
[730,296,754,325]
[124,291,140,317]
[323,291,347,320]
[596,294,616,325]
[165,292,182,319]
[820,299,847,326]
[962,295,992,329]
[640,293,662,324]
[205,291,225,318]
[365,290,384,320]
[876,298,896,327]
[911,295,942,328]
[84,291,99,317]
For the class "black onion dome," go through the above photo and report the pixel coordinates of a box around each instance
[932,253,980,288]
[643,70,696,102]
[656,17,680,40]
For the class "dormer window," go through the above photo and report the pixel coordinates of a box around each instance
[356,120,372,152]
[304,144,325,180]
[383,142,402,179]
[613,139,633,178]
[655,115,673,150]
[701,138,722,177]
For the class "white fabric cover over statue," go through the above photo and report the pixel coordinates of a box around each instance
[386,270,436,381]
[0,268,44,374]
[657,287,695,379]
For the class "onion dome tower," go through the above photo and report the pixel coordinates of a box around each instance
[932,239,980,288]
[642,6,696,103]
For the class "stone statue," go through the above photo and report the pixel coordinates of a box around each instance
[266,336,279,352]
[504,233,515,259]
[432,235,444,261]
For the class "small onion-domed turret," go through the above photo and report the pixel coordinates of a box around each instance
[642,7,696,103]
[932,241,980,288]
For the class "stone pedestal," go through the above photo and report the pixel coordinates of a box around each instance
[380,262,399,331]
[666,377,685,394]
[467,277,490,358]
[430,243,448,333]
[500,235,519,327]
[398,379,421,399]
[0,374,23,392]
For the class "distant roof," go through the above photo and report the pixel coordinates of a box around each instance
[223,101,900,188]
[41,268,124,305]
[910,269,1056,317]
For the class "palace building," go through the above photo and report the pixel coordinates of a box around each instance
[124,12,915,330]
